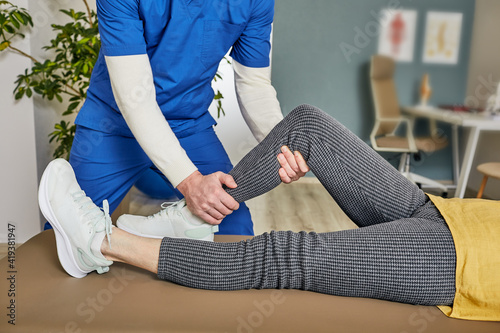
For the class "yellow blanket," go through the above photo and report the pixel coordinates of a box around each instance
[427,194,500,321]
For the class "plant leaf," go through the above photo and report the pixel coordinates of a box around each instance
[0,40,10,51]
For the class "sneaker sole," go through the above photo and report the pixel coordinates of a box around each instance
[38,160,88,278]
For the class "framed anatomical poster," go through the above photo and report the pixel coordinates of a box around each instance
[378,9,418,62]
[423,12,463,65]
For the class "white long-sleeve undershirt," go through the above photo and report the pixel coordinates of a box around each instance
[233,60,283,142]
[105,54,197,188]
[105,55,283,188]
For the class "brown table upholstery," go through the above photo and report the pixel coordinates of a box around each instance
[1,230,499,332]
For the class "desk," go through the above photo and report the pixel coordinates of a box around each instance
[403,106,500,198]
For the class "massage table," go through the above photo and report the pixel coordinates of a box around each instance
[1,230,499,332]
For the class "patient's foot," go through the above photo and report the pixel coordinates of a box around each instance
[38,158,113,278]
[117,199,218,241]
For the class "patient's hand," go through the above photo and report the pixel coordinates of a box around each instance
[277,146,310,184]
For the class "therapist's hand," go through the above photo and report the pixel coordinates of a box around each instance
[277,146,310,184]
[177,171,240,225]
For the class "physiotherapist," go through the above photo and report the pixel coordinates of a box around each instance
[66,0,287,235]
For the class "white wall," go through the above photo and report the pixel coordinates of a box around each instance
[0,0,95,242]
[209,28,275,163]
[27,0,91,187]
[465,0,500,198]
[0,0,40,243]
[208,58,259,164]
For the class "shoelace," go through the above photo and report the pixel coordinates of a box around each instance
[147,199,219,237]
[71,191,113,273]
[148,200,186,220]
[72,191,112,245]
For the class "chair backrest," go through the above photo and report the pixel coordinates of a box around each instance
[370,55,401,135]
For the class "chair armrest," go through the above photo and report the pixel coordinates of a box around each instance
[370,117,418,152]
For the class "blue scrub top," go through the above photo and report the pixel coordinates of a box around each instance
[75,0,274,138]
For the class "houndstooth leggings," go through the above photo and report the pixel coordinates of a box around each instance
[157,104,456,306]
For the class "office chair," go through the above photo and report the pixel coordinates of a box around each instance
[369,55,448,193]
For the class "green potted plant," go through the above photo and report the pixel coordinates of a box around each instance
[1,0,227,159]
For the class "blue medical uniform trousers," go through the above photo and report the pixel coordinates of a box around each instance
[63,125,254,235]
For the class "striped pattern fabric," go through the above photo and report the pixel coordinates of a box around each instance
[158,105,456,306]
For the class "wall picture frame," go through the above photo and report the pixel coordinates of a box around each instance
[377,9,418,62]
[423,12,463,65]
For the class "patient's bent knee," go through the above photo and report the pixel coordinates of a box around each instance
[287,104,339,131]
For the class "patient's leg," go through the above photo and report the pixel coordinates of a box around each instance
[102,202,455,306]
[102,227,161,274]
[101,197,455,306]
[102,105,455,305]
[226,104,427,228]
[156,203,456,306]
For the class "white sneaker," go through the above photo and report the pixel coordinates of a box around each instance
[117,199,218,241]
[38,159,113,278]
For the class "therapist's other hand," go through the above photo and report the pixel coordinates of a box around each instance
[177,171,239,225]
[278,146,310,184]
